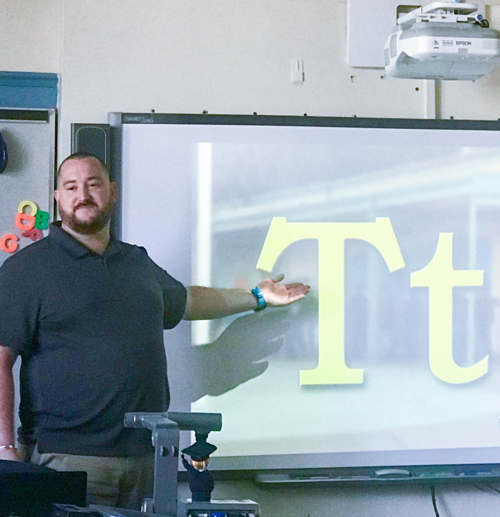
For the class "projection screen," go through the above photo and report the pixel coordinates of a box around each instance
[111,113,500,474]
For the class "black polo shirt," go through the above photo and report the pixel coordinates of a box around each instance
[0,223,187,456]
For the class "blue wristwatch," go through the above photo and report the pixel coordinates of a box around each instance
[250,287,267,312]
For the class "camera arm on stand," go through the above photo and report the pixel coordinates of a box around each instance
[123,412,222,517]
[124,412,180,516]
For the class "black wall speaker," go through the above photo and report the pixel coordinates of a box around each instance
[71,123,111,169]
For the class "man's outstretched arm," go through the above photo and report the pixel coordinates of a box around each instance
[0,346,20,461]
[183,274,310,321]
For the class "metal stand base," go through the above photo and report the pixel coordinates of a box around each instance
[178,499,260,517]
[88,499,259,517]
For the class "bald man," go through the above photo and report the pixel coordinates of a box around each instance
[0,152,309,509]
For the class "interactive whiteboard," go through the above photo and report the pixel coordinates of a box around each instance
[111,114,500,474]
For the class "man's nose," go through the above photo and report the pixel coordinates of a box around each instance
[77,184,91,199]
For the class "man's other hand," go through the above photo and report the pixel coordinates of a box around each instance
[0,446,21,461]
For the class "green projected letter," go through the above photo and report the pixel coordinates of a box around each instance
[411,233,487,384]
[257,217,405,385]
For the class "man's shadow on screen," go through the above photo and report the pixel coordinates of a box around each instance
[183,311,288,403]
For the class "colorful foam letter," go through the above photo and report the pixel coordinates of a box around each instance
[17,200,38,217]
[34,210,50,230]
[411,233,487,384]
[257,217,406,385]
[0,234,19,253]
[15,213,36,231]
[21,228,43,241]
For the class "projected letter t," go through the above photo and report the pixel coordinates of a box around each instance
[411,233,487,384]
[256,218,405,385]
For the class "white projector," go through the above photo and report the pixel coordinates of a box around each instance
[384,1,500,80]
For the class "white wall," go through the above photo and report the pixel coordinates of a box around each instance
[56,0,431,157]
[57,0,500,158]
[0,0,62,73]
[5,1,500,515]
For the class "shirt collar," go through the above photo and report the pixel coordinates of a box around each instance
[48,222,123,259]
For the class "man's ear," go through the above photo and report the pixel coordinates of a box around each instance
[111,182,118,202]
[54,189,59,203]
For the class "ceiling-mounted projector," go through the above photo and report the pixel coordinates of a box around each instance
[384,0,500,80]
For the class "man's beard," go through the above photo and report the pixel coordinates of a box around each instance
[59,199,115,235]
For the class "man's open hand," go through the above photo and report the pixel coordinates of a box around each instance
[257,274,310,307]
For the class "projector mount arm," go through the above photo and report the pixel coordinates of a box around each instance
[397,1,487,28]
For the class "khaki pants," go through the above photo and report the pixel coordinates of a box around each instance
[30,447,155,510]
